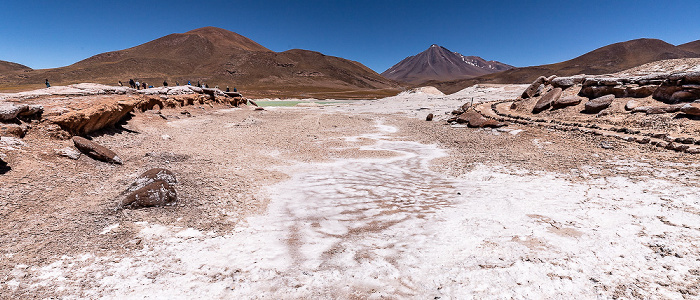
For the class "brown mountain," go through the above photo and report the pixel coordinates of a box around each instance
[0,27,399,98]
[381,44,512,84]
[0,60,32,74]
[428,38,700,94]
[677,40,700,55]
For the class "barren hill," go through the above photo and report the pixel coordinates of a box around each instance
[381,44,512,84]
[0,27,399,98]
[428,38,700,94]
[0,60,31,74]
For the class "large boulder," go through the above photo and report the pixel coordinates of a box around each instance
[521,76,547,99]
[122,168,178,208]
[122,181,177,209]
[552,96,583,109]
[532,88,563,113]
[584,95,615,113]
[72,136,123,164]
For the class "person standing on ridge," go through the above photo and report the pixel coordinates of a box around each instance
[45,79,50,88]
[233,87,237,92]
[226,86,230,92]
[129,79,135,89]
[188,80,191,85]
[135,80,140,90]
[118,81,123,86]
[163,80,168,87]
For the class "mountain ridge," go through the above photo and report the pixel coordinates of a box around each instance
[426,38,700,94]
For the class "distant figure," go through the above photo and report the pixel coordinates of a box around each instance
[118,81,123,86]
[45,79,50,88]
[163,80,168,87]
[203,84,208,88]
[196,81,201,87]
[142,82,147,89]
[233,87,237,92]
[135,81,140,90]
[226,86,230,92]
[129,79,135,89]
[149,85,153,88]
[188,80,191,85]
[176,81,180,86]
[215,85,219,89]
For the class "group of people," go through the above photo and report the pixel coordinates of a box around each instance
[114,79,237,92]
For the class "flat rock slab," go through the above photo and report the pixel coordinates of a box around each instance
[584,95,615,113]
[552,96,582,109]
[532,88,562,113]
[72,136,122,164]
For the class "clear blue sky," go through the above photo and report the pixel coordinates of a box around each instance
[1,0,699,73]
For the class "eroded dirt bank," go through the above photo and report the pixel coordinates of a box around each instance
[1,97,699,299]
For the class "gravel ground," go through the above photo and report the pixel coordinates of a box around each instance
[1,85,699,298]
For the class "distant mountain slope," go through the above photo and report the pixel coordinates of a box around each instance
[0,27,399,98]
[677,40,700,55]
[428,38,700,94]
[381,44,512,84]
[0,60,32,74]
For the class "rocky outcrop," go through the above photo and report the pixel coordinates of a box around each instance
[653,72,700,103]
[521,76,547,99]
[52,99,140,135]
[584,95,615,113]
[0,124,26,138]
[0,157,9,174]
[532,88,562,113]
[72,136,123,164]
[552,96,582,109]
[0,104,43,121]
[122,168,178,208]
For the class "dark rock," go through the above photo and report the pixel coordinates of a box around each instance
[254,107,265,111]
[552,96,582,109]
[584,95,615,113]
[671,90,700,102]
[532,88,563,113]
[122,180,177,208]
[426,113,434,121]
[72,136,123,164]
[578,85,624,98]
[521,76,546,99]
[248,100,259,107]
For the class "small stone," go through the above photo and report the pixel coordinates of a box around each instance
[55,147,81,160]
[426,113,434,121]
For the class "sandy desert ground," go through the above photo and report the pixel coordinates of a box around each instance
[1,84,700,299]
